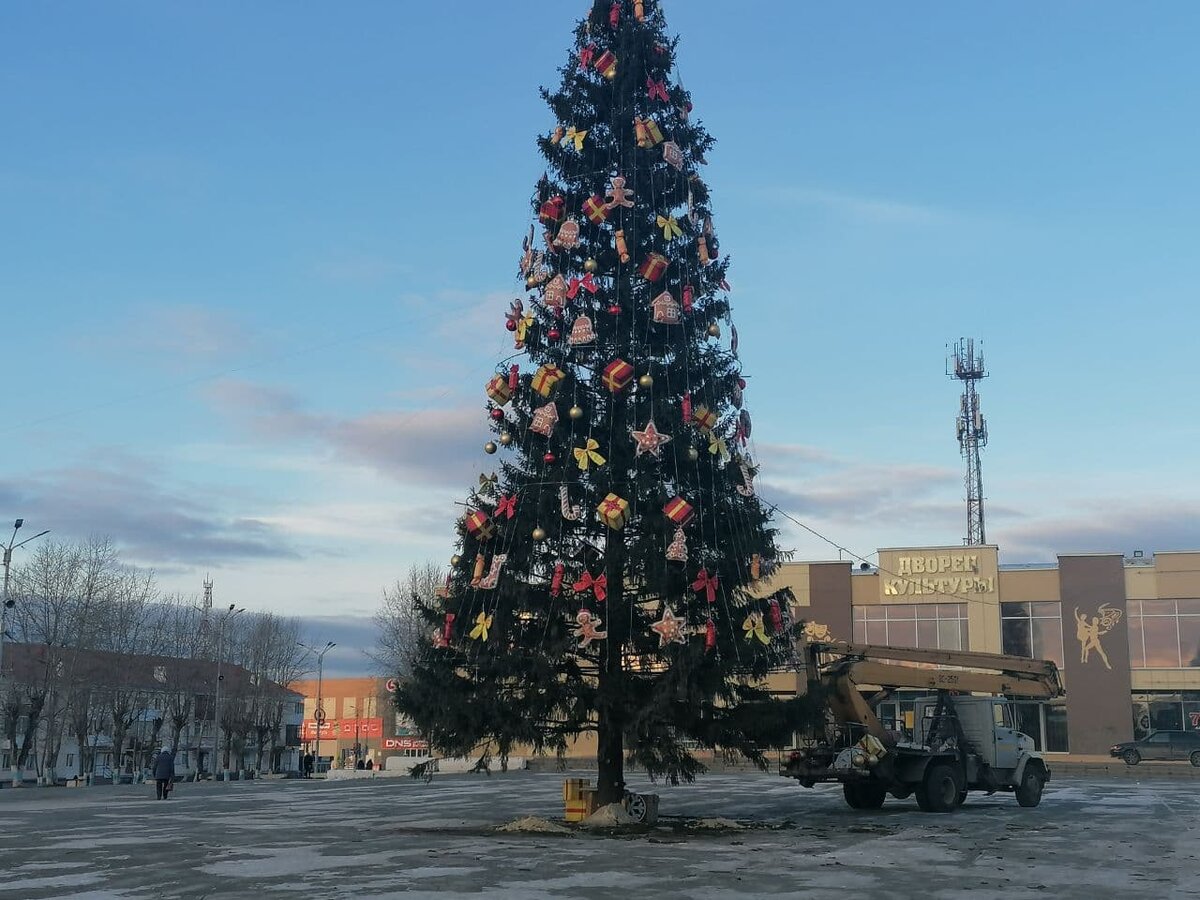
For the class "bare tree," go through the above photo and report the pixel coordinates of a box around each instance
[233,612,307,773]
[371,561,442,678]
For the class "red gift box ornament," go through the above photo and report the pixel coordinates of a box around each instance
[539,196,565,224]
[532,364,566,398]
[635,116,664,148]
[682,284,695,312]
[593,49,617,78]
[464,509,494,541]
[692,404,717,432]
[583,194,610,225]
[638,253,669,282]
[705,618,717,653]
[663,496,695,526]
[508,363,520,393]
[692,567,719,604]
[551,561,565,597]
[602,358,634,393]
[486,374,513,406]
[597,493,630,530]
[442,612,456,646]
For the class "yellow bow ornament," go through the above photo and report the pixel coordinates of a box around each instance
[469,611,493,641]
[657,214,682,240]
[565,126,588,151]
[708,435,729,461]
[515,312,535,344]
[743,611,770,645]
[574,438,607,470]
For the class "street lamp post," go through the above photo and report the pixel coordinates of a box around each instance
[213,603,245,781]
[298,641,335,776]
[0,519,50,787]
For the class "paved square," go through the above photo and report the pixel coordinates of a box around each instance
[0,771,1196,899]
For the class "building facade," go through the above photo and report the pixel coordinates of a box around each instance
[765,546,1200,755]
[291,676,428,770]
[0,643,304,782]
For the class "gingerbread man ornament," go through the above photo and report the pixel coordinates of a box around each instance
[605,175,635,210]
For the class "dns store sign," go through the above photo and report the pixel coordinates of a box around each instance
[384,737,429,751]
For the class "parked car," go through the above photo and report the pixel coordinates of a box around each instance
[1111,731,1200,766]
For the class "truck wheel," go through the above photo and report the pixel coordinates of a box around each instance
[858,784,887,809]
[919,763,962,813]
[1015,765,1044,808]
[1122,749,1141,766]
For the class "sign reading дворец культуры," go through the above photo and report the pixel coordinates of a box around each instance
[880,551,997,597]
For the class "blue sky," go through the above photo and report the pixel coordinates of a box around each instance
[4,2,1199,675]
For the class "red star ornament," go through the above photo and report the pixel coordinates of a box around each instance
[631,420,672,458]
[651,605,687,647]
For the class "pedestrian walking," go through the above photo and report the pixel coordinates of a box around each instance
[303,752,314,779]
[153,746,176,800]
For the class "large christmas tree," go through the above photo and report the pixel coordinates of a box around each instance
[397,0,815,805]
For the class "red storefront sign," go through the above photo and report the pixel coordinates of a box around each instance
[300,717,384,741]
[383,736,429,751]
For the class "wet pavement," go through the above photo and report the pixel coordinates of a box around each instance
[0,770,1196,899]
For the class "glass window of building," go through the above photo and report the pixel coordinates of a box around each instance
[1013,701,1069,753]
[852,603,968,650]
[1128,599,1200,668]
[1132,692,1200,739]
[1000,602,1065,668]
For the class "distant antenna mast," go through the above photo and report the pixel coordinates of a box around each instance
[203,575,213,611]
[948,339,988,545]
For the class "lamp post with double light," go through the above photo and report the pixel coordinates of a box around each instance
[214,603,244,780]
[1,519,50,787]
[298,641,335,775]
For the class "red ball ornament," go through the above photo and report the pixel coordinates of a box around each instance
[548,328,561,340]
[490,408,504,420]
[505,319,517,332]
[543,451,556,464]
[608,304,621,316]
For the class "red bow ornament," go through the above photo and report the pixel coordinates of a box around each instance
[573,570,608,602]
[692,567,719,604]
[495,494,517,520]
[579,43,596,70]
[567,272,598,299]
[610,1,620,28]
[646,77,669,103]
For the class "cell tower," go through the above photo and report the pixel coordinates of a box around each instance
[203,575,213,611]
[948,338,988,545]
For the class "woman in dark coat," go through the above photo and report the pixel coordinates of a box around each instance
[153,747,176,800]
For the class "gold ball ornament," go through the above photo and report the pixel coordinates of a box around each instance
[499,432,513,446]
[687,447,700,461]
[532,526,547,542]
[638,374,653,388]
[584,257,599,274]
[484,441,498,454]
[568,405,584,420]
[450,554,461,566]
[707,323,722,338]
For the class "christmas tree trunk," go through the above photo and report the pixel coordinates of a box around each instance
[396,0,818,809]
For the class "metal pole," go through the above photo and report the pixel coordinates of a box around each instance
[214,618,224,780]
[1,520,50,787]
[314,650,324,774]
